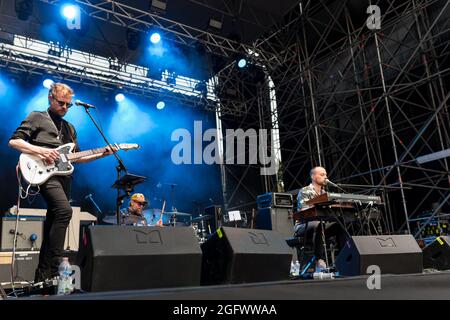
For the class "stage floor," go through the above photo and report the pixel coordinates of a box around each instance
[35,270,450,300]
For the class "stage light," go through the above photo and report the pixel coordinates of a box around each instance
[207,18,223,32]
[150,32,161,44]
[61,3,82,31]
[43,79,54,89]
[156,101,165,110]
[115,93,125,102]
[166,72,177,86]
[237,58,247,68]
[195,81,207,98]
[62,4,77,20]
[150,0,167,15]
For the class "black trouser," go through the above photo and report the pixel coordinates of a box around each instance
[295,221,345,262]
[35,176,73,281]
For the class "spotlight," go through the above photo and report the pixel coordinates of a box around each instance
[166,72,177,86]
[61,4,82,31]
[150,0,167,15]
[115,93,125,102]
[156,101,165,110]
[207,18,223,32]
[195,81,207,97]
[43,79,54,89]
[62,4,77,20]
[15,0,33,21]
[237,58,247,68]
[150,32,161,44]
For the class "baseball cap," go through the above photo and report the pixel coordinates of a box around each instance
[131,193,148,205]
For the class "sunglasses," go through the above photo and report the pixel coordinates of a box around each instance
[52,95,73,108]
[134,201,146,207]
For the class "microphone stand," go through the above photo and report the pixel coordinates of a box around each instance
[81,106,129,226]
[85,194,103,216]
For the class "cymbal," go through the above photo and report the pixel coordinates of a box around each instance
[163,211,191,217]
[191,215,212,223]
[102,216,119,224]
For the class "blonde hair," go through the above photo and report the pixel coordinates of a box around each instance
[48,83,74,98]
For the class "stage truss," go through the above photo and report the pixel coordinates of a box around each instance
[0,0,448,237]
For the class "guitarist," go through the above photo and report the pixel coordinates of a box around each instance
[8,83,114,283]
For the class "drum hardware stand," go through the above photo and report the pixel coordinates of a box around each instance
[217,207,223,229]
[162,183,178,211]
[0,283,6,299]
[85,193,103,217]
[167,183,178,225]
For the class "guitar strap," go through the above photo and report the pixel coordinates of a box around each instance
[66,121,79,149]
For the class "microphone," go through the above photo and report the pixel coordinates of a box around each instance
[325,179,339,187]
[75,100,96,109]
[84,193,93,200]
[326,179,348,193]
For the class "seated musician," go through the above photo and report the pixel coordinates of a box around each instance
[120,193,149,226]
[295,166,342,272]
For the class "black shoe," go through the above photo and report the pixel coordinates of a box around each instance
[34,269,55,283]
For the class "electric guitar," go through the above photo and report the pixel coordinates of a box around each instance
[19,142,139,186]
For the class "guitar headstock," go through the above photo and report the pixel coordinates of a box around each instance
[117,143,140,151]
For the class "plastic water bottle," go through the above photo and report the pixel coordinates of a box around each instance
[313,272,335,280]
[57,257,73,295]
[290,260,300,277]
[294,260,300,276]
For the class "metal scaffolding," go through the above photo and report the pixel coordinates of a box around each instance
[37,0,281,67]
[0,0,448,236]
[255,0,450,235]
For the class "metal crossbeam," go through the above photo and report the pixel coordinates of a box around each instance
[38,0,281,67]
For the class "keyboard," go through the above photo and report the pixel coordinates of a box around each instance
[306,192,382,206]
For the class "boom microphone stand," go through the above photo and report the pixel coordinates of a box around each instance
[80,103,145,225]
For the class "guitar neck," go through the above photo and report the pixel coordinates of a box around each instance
[67,147,107,161]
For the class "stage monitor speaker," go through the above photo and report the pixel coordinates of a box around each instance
[335,235,423,276]
[1,217,44,251]
[0,251,39,283]
[201,227,292,285]
[205,205,221,233]
[78,225,202,292]
[423,236,450,270]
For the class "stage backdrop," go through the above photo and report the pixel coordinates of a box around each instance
[0,72,222,221]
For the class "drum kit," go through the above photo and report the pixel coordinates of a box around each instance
[100,181,217,243]
[101,209,213,244]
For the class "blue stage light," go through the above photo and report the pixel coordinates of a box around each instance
[150,32,161,44]
[156,101,165,110]
[237,58,247,68]
[115,93,125,102]
[43,79,54,89]
[62,4,78,20]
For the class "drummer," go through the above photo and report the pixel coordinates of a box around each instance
[120,193,149,226]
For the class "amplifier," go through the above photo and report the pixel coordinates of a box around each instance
[1,217,44,251]
[0,251,39,283]
[257,193,293,209]
[255,207,294,238]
